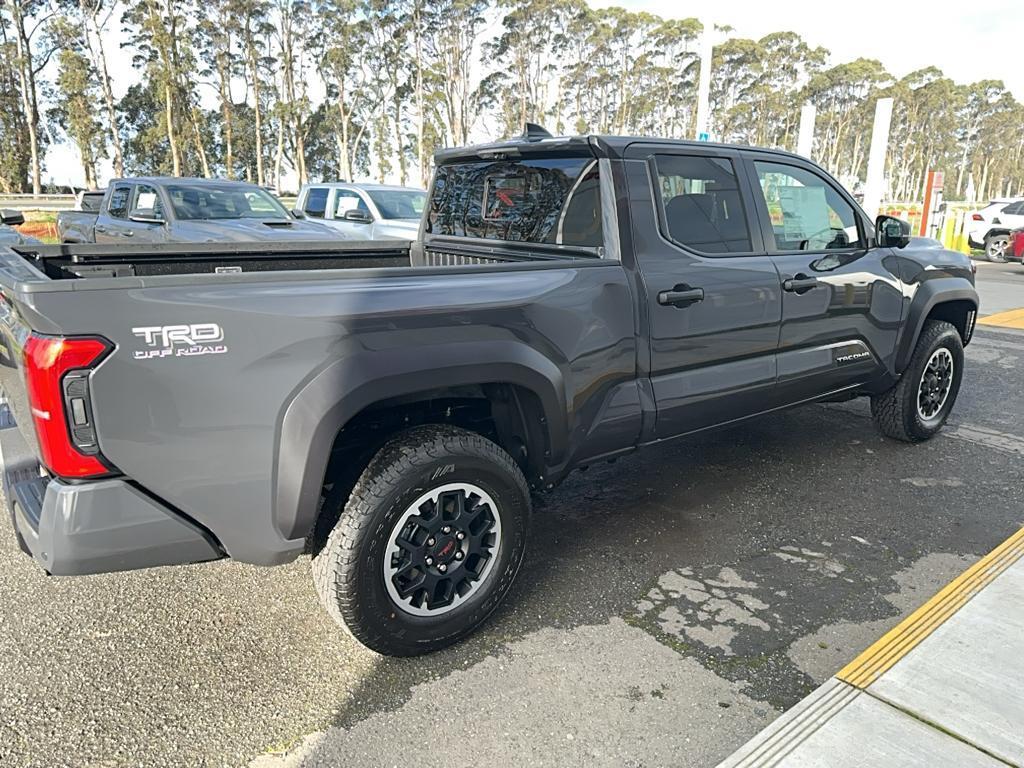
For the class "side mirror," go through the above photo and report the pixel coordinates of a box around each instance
[129,209,165,224]
[342,209,373,223]
[1,209,25,227]
[291,208,307,219]
[876,215,911,249]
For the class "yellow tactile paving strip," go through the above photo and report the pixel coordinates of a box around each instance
[977,308,1024,330]
[838,526,1024,689]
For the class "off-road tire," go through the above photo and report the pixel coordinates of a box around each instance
[311,424,530,656]
[871,319,964,442]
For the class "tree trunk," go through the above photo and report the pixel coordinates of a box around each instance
[274,115,284,193]
[336,82,351,181]
[11,0,41,193]
[414,1,425,187]
[247,40,265,186]
[165,82,181,175]
[189,104,212,177]
[218,40,234,178]
[393,95,406,186]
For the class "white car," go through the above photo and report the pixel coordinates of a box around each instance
[295,183,426,241]
[966,197,1024,262]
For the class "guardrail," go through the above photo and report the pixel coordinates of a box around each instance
[0,194,77,211]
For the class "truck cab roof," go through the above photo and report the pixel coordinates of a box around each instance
[434,131,811,164]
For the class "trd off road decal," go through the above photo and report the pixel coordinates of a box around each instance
[132,323,228,360]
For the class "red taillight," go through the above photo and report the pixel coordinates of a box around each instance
[23,334,113,478]
[971,213,984,221]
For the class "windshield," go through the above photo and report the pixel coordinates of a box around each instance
[365,189,426,220]
[166,184,290,221]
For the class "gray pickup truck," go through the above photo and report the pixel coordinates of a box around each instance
[56,177,341,243]
[0,131,978,655]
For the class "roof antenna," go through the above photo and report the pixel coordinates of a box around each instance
[522,122,552,141]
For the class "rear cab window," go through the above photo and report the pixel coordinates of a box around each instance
[427,156,603,251]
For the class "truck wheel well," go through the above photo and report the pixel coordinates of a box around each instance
[926,299,976,344]
[308,384,549,554]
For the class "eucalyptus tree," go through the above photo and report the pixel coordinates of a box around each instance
[226,0,275,185]
[49,17,106,187]
[3,0,63,193]
[73,0,124,177]
[0,13,31,191]
[197,0,239,177]
[313,0,370,181]
[805,58,892,179]
[123,0,210,176]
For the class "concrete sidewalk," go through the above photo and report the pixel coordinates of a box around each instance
[717,526,1024,768]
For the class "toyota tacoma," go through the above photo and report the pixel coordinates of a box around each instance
[0,130,978,655]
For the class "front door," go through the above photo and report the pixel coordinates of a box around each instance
[743,154,904,403]
[329,189,375,238]
[626,146,782,439]
[95,183,133,243]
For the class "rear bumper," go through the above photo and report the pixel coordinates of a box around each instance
[1,420,222,576]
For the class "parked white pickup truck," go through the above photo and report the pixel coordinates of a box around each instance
[295,183,425,240]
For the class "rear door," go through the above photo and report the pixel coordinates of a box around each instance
[95,183,133,243]
[301,186,330,220]
[625,144,782,438]
[742,153,903,403]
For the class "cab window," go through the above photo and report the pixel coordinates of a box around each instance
[753,162,864,251]
[107,185,132,219]
[303,187,329,218]
[131,184,164,218]
[427,156,603,249]
[653,154,753,254]
[335,190,371,217]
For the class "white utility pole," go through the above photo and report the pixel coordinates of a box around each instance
[861,97,894,220]
[694,24,713,141]
[796,104,816,158]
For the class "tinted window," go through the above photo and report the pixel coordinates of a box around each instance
[427,157,602,248]
[653,155,752,254]
[303,187,329,218]
[107,185,131,219]
[754,162,863,251]
[81,192,104,213]
[1001,202,1024,215]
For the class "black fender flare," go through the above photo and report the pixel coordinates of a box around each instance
[272,340,567,541]
[894,279,978,373]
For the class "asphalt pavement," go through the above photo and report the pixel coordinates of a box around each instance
[1,271,1022,768]
[973,258,1024,315]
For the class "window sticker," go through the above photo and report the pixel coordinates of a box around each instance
[778,185,831,244]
